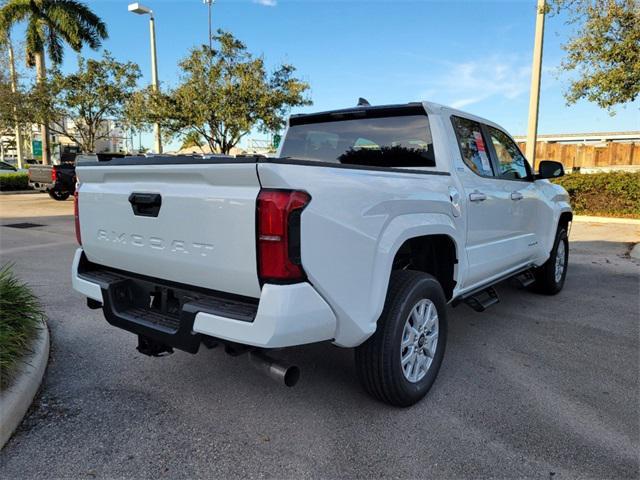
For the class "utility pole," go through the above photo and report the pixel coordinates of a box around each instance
[525,0,546,171]
[7,36,24,169]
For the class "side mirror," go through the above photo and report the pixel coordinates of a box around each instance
[536,160,564,179]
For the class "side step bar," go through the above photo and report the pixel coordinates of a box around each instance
[452,265,537,312]
[514,270,536,288]
[464,287,499,312]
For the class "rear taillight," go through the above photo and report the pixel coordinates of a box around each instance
[74,191,81,245]
[51,168,57,182]
[257,189,310,283]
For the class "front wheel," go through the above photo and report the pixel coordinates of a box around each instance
[532,227,569,295]
[49,190,70,201]
[355,270,447,407]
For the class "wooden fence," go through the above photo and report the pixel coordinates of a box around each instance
[516,142,640,169]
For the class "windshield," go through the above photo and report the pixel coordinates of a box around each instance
[280,114,435,168]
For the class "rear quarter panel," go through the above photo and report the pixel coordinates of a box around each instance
[258,162,463,347]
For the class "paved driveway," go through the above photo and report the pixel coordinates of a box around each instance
[0,193,73,219]
[0,198,638,478]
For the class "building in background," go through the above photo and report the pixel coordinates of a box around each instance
[514,131,640,145]
[0,118,133,164]
[45,118,130,154]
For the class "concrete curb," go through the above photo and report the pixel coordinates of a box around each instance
[0,190,38,195]
[574,215,640,225]
[0,324,49,450]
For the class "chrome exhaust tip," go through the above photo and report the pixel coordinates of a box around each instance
[249,351,300,387]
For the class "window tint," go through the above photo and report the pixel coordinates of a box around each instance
[487,126,530,180]
[451,116,493,176]
[280,115,435,168]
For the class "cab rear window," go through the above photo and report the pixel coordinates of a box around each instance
[281,112,436,168]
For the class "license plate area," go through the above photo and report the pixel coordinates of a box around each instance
[78,253,259,353]
[111,281,185,333]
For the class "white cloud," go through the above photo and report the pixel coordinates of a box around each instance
[423,55,538,109]
[253,0,277,6]
[450,97,487,109]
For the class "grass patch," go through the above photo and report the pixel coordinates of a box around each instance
[0,172,29,191]
[552,172,640,219]
[0,264,46,390]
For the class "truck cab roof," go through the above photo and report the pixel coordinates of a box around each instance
[289,100,509,137]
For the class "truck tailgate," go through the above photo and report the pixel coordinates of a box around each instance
[77,161,262,298]
[28,165,53,183]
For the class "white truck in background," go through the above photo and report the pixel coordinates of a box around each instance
[72,101,572,406]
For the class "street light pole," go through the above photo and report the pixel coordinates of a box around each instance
[525,0,546,171]
[128,3,162,154]
[148,14,162,154]
[204,0,215,50]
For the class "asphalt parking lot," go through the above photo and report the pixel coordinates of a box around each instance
[0,194,638,479]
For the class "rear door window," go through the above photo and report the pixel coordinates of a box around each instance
[280,113,436,168]
[451,116,494,177]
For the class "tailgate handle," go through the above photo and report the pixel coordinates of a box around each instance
[128,193,162,217]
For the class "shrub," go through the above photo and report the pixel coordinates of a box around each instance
[552,172,640,218]
[0,172,29,191]
[0,265,46,390]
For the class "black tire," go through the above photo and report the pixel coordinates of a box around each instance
[355,270,447,407]
[532,227,569,295]
[49,190,70,201]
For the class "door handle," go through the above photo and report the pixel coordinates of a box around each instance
[129,192,162,217]
[511,192,524,201]
[469,192,487,202]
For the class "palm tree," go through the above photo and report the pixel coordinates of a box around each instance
[0,0,107,164]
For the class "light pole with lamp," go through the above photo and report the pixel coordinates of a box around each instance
[128,2,162,154]
[204,0,215,50]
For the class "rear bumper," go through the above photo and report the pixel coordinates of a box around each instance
[29,181,71,192]
[28,182,53,192]
[71,249,336,350]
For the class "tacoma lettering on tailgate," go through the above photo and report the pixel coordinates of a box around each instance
[97,230,214,256]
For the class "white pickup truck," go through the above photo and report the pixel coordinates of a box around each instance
[72,101,572,406]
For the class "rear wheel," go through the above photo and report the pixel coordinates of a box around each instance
[49,190,70,201]
[355,270,447,407]
[532,227,568,295]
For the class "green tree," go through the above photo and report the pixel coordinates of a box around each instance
[180,130,205,153]
[551,0,640,111]
[127,30,311,154]
[0,34,30,162]
[0,70,17,160]
[0,0,108,163]
[32,52,141,153]
[0,39,14,135]
[0,63,20,139]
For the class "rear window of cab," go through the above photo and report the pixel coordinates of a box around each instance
[281,108,436,169]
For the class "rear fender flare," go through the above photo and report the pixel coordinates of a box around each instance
[367,212,461,332]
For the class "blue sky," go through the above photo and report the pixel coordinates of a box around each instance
[9,0,640,150]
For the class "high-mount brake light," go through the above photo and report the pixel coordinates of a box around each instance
[257,189,310,282]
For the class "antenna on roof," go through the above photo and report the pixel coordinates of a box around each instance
[357,97,371,107]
